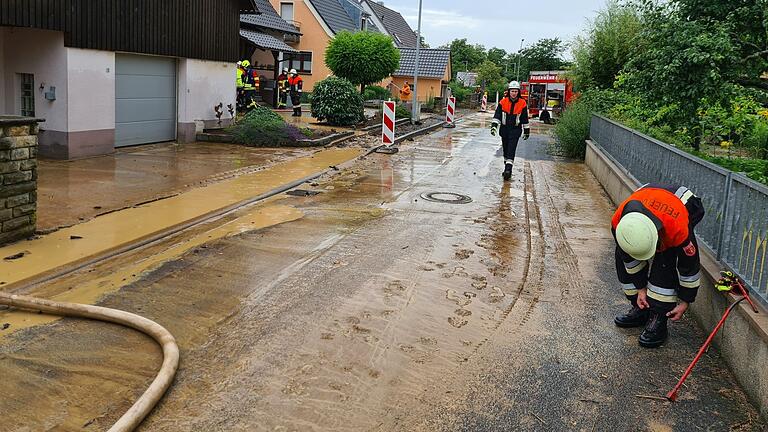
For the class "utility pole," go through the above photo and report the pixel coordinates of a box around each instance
[515,38,525,82]
[411,0,423,123]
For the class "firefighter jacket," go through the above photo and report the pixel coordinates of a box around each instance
[612,184,705,303]
[236,67,245,89]
[288,75,303,94]
[399,84,411,102]
[277,73,288,90]
[243,68,260,91]
[492,97,529,130]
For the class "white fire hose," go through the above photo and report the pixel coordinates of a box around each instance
[0,291,179,432]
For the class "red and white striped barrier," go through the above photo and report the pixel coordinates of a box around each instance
[445,96,456,127]
[382,100,396,145]
[481,93,488,112]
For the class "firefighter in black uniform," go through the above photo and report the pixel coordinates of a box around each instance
[288,69,303,117]
[490,81,530,181]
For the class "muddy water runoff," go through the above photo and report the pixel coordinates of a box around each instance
[0,117,762,431]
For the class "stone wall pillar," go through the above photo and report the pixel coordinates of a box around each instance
[0,116,43,246]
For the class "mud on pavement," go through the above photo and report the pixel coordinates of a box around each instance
[0,114,763,431]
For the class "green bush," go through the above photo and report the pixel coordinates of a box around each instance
[362,85,391,101]
[227,106,307,146]
[311,76,364,126]
[447,81,472,103]
[395,104,411,119]
[301,92,313,104]
[552,89,624,158]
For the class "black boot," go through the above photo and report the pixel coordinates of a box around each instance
[639,311,668,348]
[502,163,512,181]
[614,305,650,328]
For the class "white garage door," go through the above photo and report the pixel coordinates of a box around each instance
[115,54,177,147]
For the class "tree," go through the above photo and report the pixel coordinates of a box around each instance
[475,60,507,96]
[571,1,642,90]
[325,31,400,93]
[487,47,508,68]
[516,38,569,81]
[442,38,487,78]
[619,0,768,148]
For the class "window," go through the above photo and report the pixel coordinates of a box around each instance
[20,74,35,117]
[284,51,312,74]
[280,2,294,22]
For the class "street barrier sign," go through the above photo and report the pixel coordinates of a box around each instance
[445,96,456,128]
[382,100,395,145]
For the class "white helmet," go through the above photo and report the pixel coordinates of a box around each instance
[290,69,298,75]
[615,213,658,261]
[508,81,521,90]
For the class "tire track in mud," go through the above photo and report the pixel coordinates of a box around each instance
[530,162,587,300]
[461,161,546,360]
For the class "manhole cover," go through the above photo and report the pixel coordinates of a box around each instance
[419,192,472,204]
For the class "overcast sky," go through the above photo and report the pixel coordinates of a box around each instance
[379,0,609,57]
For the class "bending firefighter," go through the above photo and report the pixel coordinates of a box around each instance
[490,81,530,181]
[288,69,303,117]
[612,184,705,348]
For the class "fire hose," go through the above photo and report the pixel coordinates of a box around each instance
[0,291,179,432]
[666,271,758,401]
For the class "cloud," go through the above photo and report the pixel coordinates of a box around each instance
[401,8,482,30]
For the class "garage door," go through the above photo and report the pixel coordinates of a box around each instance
[115,54,176,147]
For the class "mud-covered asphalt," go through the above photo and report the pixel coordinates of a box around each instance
[1,114,763,431]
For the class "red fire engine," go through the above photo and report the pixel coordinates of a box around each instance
[520,70,574,124]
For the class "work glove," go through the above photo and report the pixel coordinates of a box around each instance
[490,124,498,137]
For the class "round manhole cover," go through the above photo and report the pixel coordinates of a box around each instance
[419,192,473,204]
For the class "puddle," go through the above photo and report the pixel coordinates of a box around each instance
[0,148,360,289]
[0,204,303,338]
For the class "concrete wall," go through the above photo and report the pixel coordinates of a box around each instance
[585,139,768,420]
[2,27,68,133]
[65,48,115,159]
[177,59,236,141]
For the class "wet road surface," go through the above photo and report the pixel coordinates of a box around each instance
[1,115,763,431]
[37,142,312,231]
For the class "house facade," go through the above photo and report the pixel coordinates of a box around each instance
[1,0,257,159]
[241,0,302,107]
[261,0,378,91]
[388,48,451,102]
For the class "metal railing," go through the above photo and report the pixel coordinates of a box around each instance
[590,114,768,305]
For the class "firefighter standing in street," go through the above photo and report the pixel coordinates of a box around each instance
[490,81,530,181]
[612,184,705,348]
[288,69,303,117]
[277,67,289,109]
[399,81,412,103]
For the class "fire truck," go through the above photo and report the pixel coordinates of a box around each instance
[520,70,574,124]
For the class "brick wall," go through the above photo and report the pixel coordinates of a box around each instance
[0,118,40,246]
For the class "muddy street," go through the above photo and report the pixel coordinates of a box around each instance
[0,114,762,431]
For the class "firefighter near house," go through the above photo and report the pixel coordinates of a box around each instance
[490,81,530,181]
